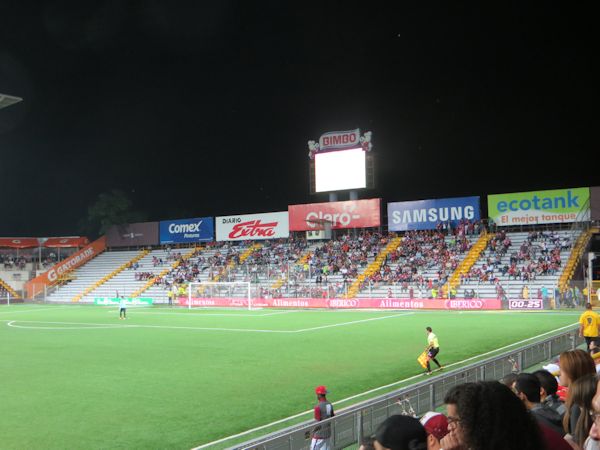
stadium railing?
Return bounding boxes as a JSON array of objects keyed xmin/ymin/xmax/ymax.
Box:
[{"xmin": 227, "ymin": 326, "xmax": 581, "ymax": 450}]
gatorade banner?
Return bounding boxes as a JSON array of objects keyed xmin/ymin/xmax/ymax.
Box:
[{"xmin": 488, "ymin": 187, "xmax": 590, "ymax": 226}]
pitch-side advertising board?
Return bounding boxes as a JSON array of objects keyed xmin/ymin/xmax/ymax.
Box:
[
  {"xmin": 507, "ymin": 299, "xmax": 545, "ymax": 310},
  {"xmin": 94, "ymin": 297, "xmax": 153, "ymax": 306},
  {"xmin": 288, "ymin": 199, "xmax": 381, "ymax": 231},
  {"xmin": 387, "ymin": 196, "xmax": 480, "ymax": 231},
  {"xmin": 488, "ymin": 187, "xmax": 590, "ymax": 226},
  {"xmin": 159, "ymin": 217, "xmax": 214, "ymax": 244},
  {"xmin": 215, "ymin": 211, "xmax": 289, "ymax": 241},
  {"xmin": 178, "ymin": 297, "xmax": 502, "ymax": 310}
]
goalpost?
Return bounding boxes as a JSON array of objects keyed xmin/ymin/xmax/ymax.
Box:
[{"xmin": 187, "ymin": 281, "xmax": 253, "ymax": 310}]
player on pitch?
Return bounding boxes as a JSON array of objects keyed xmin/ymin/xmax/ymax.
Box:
[{"xmin": 425, "ymin": 326, "xmax": 442, "ymax": 375}]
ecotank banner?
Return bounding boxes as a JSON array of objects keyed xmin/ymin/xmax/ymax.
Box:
[
  {"xmin": 216, "ymin": 211, "xmax": 289, "ymax": 241},
  {"xmin": 387, "ymin": 196, "xmax": 480, "ymax": 231},
  {"xmin": 488, "ymin": 187, "xmax": 590, "ymax": 226},
  {"xmin": 160, "ymin": 217, "xmax": 214, "ymax": 244}
]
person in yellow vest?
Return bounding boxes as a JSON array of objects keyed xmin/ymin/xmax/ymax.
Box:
[{"xmin": 579, "ymin": 303, "xmax": 600, "ymax": 352}]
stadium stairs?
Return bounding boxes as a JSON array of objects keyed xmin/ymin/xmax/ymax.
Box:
[
  {"xmin": 270, "ymin": 249, "xmax": 314, "ymax": 291},
  {"xmin": 0, "ymin": 276, "xmax": 20, "ymax": 299},
  {"xmin": 132, "ymin": 246, "xmax": 201, "ymax": 301},
  {"xmin": 346, "ymin": 236, "xmax": 403, "ymax": 298},
  {"xmin": 456, "ymin": 230, "xmax": 577, "ymax": 300},
  {"xmin": 558, "ymin": 227, "xmax": 598, "ymax": 293},
  {"xmin": 71, "ymin": 249, "xmax": 150, "ymax": 302},
  {"xmin": 441, "ymin": 231, "xmax": 493, "ymax": 297},
  {"xmin": 46, "ymin": 250, "xmax": 144, "ymax": 303}
]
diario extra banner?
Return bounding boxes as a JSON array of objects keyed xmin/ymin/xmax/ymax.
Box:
[
  {"xmin": 216, "ymin": 211, "xmax": 289, "ymax": 241},
  {"xmin": 488, "ymin": 187, "xmax": 590, "ymax": 226}
]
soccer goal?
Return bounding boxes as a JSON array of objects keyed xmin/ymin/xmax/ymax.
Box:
[{"xmin": 187, "ymin": 281, "xmax": 253, "ymax": 310}]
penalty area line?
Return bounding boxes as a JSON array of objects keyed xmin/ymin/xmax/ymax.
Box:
[{"xmin": 191, "ymin": 321, "xmax": 578, "ymax": 450}]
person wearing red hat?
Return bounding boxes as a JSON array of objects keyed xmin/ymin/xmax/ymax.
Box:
[
  {"xmin": 419, "ymin": 411, "xmax": 449, "ymax": 450},
  {"xmin": 311, "ymin": 385, "xmax": 335, "ymax": 450}
]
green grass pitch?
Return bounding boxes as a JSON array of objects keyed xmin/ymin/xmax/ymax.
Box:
[{"xmin": 0, "ymin": 304, "xmax": 579, "ymax": 449}]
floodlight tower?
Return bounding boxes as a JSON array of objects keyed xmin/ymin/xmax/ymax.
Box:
[{"xmin": 0, "ymin": 92, "xmax": 23, "ymax": 110}]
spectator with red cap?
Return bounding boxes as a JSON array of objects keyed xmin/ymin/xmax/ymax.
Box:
[
  {"xmin": 311, "ymin": 385, "xmax": 335, "ymax": 450},
  {"xmin": 419, "ymin": 412, "xmax": 448, "ymax": 450}
]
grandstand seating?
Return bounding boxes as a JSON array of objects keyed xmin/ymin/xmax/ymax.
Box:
[{"xmin": 42, "ymin": 227, "xmax": 586, "ymax": 303}]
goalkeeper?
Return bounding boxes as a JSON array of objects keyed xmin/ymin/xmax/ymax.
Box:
[{"xmin": 425, "ymin": 326, "xmax": 442, "ymax": 375}]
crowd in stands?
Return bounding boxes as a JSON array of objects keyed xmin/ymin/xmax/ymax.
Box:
[
  {"xmin": 357, "ymin": 347, "xmax": 600, "ymax": 450},
  {"xmin": 0, "ymin": 254, "xmax": 28, "ymax": 270}
]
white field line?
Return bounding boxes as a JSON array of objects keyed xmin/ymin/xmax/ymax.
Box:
[
  {"xmin": 7, "ymin": 321, "xmax": 128, "ymax": 330},
  {"xmin": 191, "ymin": 321, "xmax": 578, "ymax": 450},
  {"xmin": 1, "ymin": 313, "xmax": 411, "ymax": 333},
  {"xmin": 107, "ymin": 310, "xmax": 299, "ymax": 317}
]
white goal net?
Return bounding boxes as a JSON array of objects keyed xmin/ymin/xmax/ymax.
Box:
[{"xmin": 187, "ymin": 281, "xmax": 253, "ymax": 310}]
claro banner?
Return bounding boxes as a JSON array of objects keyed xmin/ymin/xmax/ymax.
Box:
[
  {"xmin": 288, "ymin": 199, "xmax": 381, "ymax": 231},
  {"xmin": 160, "ymin": 217, "xmax": 214, "ymax": 244},
  {"xmin": 388, "ymin": 196, "xmax": 480, "ymax": 231},
  {"xmin": 216, "ymin": 211, "xmax": 289, "ymax": 241},
  {"xmin": 179, "ymin": 297, "xmax": 502, "ymax": 310},
  {"xmin": 488, "ymin": 187, "xmax": 590, "ymax": 226},
  {"xmin": 25, "ymin": 236, "xmax": 106, "ymax": 298}
]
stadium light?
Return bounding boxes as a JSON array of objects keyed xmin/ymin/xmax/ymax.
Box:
[{"xmin": 0, "ymin": 92, "xmax": 23, "ymax": 110}]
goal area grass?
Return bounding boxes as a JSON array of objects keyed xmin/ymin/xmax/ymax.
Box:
[{"xmin": 0, "ymin": 304, "xmax": 578, "ymax": 449}]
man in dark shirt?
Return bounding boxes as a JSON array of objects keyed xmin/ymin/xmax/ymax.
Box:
[{"xmin": 513, "ymin": 373, "xmax": 564, "ymax": 436}]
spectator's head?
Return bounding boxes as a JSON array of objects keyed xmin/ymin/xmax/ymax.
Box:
[
  {"xmin": 443, "ymin": 381, "xmax": 543, "ymax": 450},
  {"xmin": 564, "ymin": 373, "xmax": 597, "ymax": 447},
  {"xmin": 419, "ymin": 412, "xmax": 448, "ymax": 450},
  {"xmin": 533, "ymin": 369, "xmax": 559, "ymax": 401},
  {"xmin": 315, "ymin": 385, "xmax": 328, "ymax": 398},
  {"xmin": 374, "ymin": 415, "xmax": 427, "ymax": 450},
  {"xmin": 359, "ymin": 436, "xmax": 375, "ymax": 450},
  {"xmin": 514, "ymin": 373, "xmax": 541, "ymax": 405},
  {"xmin": 499, "ymin": 373, "xmax": 518, "ymax": 389},
  {"xmin": 559, "ymin": 349, "xmax": 596, "ymax": 387},
  {"xmin": 588, "ymin": 377, "xmax": 600, "ymax": 441}
]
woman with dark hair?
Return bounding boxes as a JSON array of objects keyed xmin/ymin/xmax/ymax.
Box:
[
  {"xmin": 563, "ymin": 374, "xmax": 597, "ymax": 448},
  {"xmin": 441, "ymin": 381, "xmax": 544, "ymax": 450},
  {"xmin": 559, "ymin": 349, "xmax": 596, "ymax": 439}
]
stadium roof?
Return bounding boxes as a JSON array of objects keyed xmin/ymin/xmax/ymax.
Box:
[{"xmin": 0, "ymin": 92, "xmax": 23, "ymax": 110}]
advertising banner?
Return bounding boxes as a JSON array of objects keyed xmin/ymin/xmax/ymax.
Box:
[
  {"xmin": 319, "ymin": 129, "xmax": 361, "ymax": 152},
  {"xmin": 488, "ymin": 187, "xmax": 590, "ymax": 226},
  {"xmin": 178, "ymin": 297, "xmax": 502, "ymax": 310},
  {"xmin": 160, "ymin": 217, "xmax": 214, "ymax": 244},
  {"xmin": 388, "ymin": 196, "xmax": 480, "ymax": 231},
  {"xmin": 25, "ymin": 236, "xmax": 107, "ymax": 298},
  {"xmin": 591, "ymin": 186, "xmax": 600, "ymax": 222},
  {"xmin": 289, "ymin": 199, "xmax": 381, "ymax": 231},
  {"xmin": 106, "ymin": 222, "xmax": 159, "ymax": 247},
  {"xmin": 507, "ymin": 299, "xmax": 545, "ymax": 310},
  {"xmin": 215, "ymin": 211, "xmax": 289, "ymax": 241},
  {"xmin": 94, "ymin": 297, "xmax": 153, "ymax": 306}
]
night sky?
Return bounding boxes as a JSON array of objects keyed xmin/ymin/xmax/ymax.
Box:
[{"xmin": 0, "ymin": 2, "xmax": 596, "ymax": 237}]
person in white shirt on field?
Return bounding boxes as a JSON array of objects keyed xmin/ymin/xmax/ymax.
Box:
[{"xmin": 119, "ymin": 296, "xmax": 127, "ymax": 320}]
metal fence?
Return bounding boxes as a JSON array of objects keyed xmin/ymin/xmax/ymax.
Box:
[{"xmin": 231, "ymin": 326, "xmax": 581, "ymax": 450}]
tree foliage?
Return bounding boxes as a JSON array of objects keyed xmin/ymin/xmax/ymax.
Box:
[{"xmin": 79, "ymin": 190, "xmax": 147, "ymax": 238}]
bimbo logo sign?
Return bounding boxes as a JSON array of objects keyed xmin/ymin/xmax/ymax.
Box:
[
  {"xmin": 160, "ymin": 217, "xmax": 214, "ymax": 244},
  {"xmin": 216, "ymin": 211, "xmax": 289, "ymax": 241},
  {"xmin": 319, "ymin": 129, "xmax": 360, "ymax": 151},
  {"xmin": 288, "ymin": 199, "xmax": 381, "ymax": 231}
]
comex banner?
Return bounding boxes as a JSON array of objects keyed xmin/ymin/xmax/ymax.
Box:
[
  {"xmin": 160, "ymin": 217, "xmax": 214, "ymax": 244},
  {"xmin": 216, "ymin": 211, "xmax": 289, "ymax": 241},
  {"xmin": 388, "ymin": 196, "xmax": 480, "ymax": 231},
  {"xmin": 488, "ymin": 187, "xmax": 590, "ymax": 226}
]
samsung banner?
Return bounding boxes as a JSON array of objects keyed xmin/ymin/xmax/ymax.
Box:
[
  {"xmin": 160, "ymin": 217, "xmax": 214, "ymax": 244},
  {"xmin": 216, "ymin": 211, "xmax": 289, "ymax": 241},
  {"xmin": 488, "ymin": 187, "xmax": 590, "ymax": 226},
  {"xmin": 388, "ymin": 196, "xmax": 480, "ymax": 231}
]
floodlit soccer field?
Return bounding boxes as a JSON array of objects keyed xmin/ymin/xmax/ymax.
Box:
[{"xmin": 0, "ymin": 304, "xmax": 579, "ymax": 449}]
